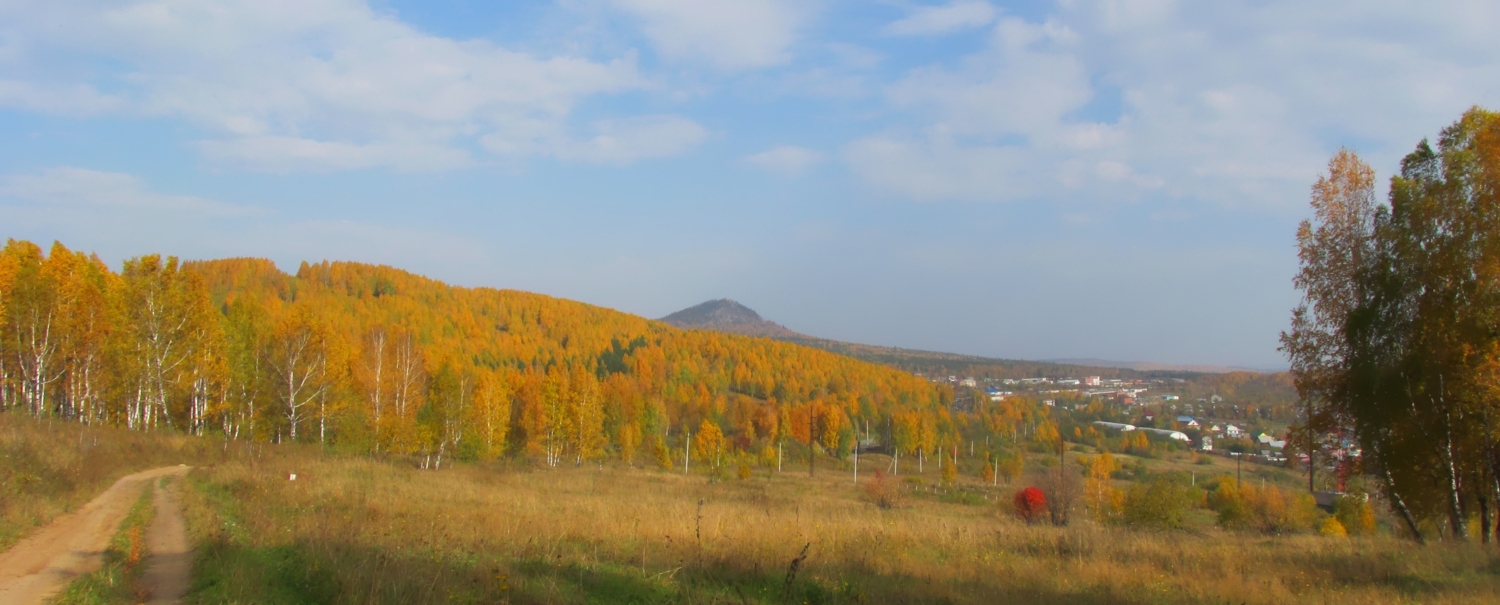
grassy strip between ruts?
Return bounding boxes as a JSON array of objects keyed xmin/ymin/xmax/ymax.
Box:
[{"xmin": 48, "ymin": 479, "xmax": 159, "ymax": 605}]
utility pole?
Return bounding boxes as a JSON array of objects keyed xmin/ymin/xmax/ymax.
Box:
[
  {"xmin": 809, "ymin": 411, "xmax": 817, "ymax": 477},
  {"xmin": 853, "ymin": 440, "xmax": 859, "ymax": 485},
  {"xmin": 685, "ymin": 431, "xmax": 691, "ymax": 475}
]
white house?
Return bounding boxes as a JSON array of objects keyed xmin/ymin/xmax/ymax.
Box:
[
  {"xmin": 1200, "ymin": 435, "xmax": 1214, "ymax": 452},
  {"xmin": 1225, "ymin": 425, "xmax": 1244, "ymax": 438}
]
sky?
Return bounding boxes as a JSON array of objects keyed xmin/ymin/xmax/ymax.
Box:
[{"xmin": 2, "ymin": 0, "xmax": 1498, "ymax": 370}]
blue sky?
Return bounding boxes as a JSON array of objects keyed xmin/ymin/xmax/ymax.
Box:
[{"xmin": 3, "ymin": 0, "xmax": 1498, "ymax": 369}]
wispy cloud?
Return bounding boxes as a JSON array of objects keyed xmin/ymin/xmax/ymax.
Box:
[
  {"xmin": 607, "ymin": 0, "xmax": 806, "ymax": 69},
  {"xmin": 745, "ymin": 145, "xmax": 824, "ymax": 174},
  {"xmin": 0, "ymin": 167, "xmax": 259, "ymax": 216},
  {"xmin": 883, "ymin": 2, "xmax": 998, "ymax": 37},
  {"xmin": 0, "ymin": 0, "xmax": 699, "ymax": 171}
]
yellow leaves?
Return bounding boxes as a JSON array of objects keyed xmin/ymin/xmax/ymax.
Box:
[
  {"xmin": 1319, "ymin": 517, "xmax": 1348, "ymax": 537},
  {"xmin": 693, "ymin": 419, "xmax": 725, "ymax": 468},
  {"xmin": 4, "ymin": 238, "xmax": 954, "ymax": 462},
  {"xmin": 1083, "ymin": 453, "xmax": 1122, "ymax": 523}
]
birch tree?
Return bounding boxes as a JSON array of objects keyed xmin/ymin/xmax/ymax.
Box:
[{"xmin": 267, "ymin": 309, "xmax": 331, "ymax": 442}]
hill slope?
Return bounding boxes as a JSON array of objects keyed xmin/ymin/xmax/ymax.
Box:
[
  {"xmin": 661, "ymin": 300, "xmax": 1179, "ymax": 380},
  {"xmin": 0, "ymin": 239, "xmax": 950, "ymax": 464},
  {"xmin": 659, "ymin": 299, "xmax": 804, "ymax": 338}
]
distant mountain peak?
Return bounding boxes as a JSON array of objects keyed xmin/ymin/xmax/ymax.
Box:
[{"xmin": 659, "ymin": 299, "xmax": 802, "ymax": 338}]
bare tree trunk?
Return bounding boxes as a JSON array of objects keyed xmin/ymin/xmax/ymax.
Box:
[{"xmin": 1384, "ymin": 466, "xmax": 1425, "ymax": 544}]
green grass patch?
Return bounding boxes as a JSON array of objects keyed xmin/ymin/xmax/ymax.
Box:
[{"xmin": 48, "ymin": 480, "xmax": 157, "ymax": 605}]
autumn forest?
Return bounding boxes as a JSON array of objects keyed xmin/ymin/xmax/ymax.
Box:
[{"xmin": 0, "ymin": 240, "xmax": 1050, "ymax": 471}]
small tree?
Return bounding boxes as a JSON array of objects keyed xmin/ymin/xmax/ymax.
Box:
[
  {"xmin": 1122, "ymin": 476, "xmax": 1196, "ymax": 530},
  {"xmin": 1334, "ymin": 494, "xmax": 1376, "ymax": 536},
  {"xmin": 1084, "ymin": 453, "xmax": 1123, "ymax": 523},
  {"xmin": 694, "ymin": 419, "xmax": 726, "ymax": 469},
  {"xmin": 650, "ymin": 436, "xmax": 673, "ymax": 470},
  {"xmin": 1037, "ymin": 465, "xmax": 1081, "ymax": 526},
  {"xmin": 863, "ymin": 471, "xmax": 902, "ymax": 509},
  {"xmin": 998, "ymin": 454, "xmax": 1024, "ymax": 483},
  {"xmin": 1014, "ymin": 487, "xmax": 1048, "ymax": 524}
]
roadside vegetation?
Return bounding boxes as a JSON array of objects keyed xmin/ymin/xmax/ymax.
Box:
[
  {"xmin": 0, "ymin": 414, "xmax": 222, "ymax": 551},
  {"xmin": 48, "ymin": 482, "xmax": 157, "ymax": 605}
]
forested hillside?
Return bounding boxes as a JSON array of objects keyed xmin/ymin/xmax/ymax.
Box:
[{"xmin": 0, "ymin": 240, "xmax": 958, "ymax": 467}]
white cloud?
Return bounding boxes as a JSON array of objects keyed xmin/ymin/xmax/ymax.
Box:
[
  {"xmin": 195, "ymin": 137, "xmax": 477, "ymax": 173},
  {"xmin": 852, "ymin": 1, "xmax": 1500, "ymax": 207},
  {"xmin": 555, "ymin": 115, "xmax": 709, "ymax": 164},
  {"xmin": 0, "ymin": 80, "xmax": 124, "ymax": 116},
  {"xmin": 844, "ymin": 135, "xmax": 1040, "ymax": 201},
  {"xmin": 887, "ymin": 18, "xmax": 1096, "ymax": 142},
  {"xmin": 0, "ymin": 166, "xmax": 485, "ymax": 271},
  {"xmin": 884, "ymin": 2, "xmax": 998, "ymax": 36},
  {"xmin": 0, "ymin": 167, "xmax": 258, "ymax": 216},
  {"xmin": 745, "ymin": 145, "xmax": 825, "ymax": 174},
  {"xmin": 609, "ymin": 0, "xmax": 804, "ymax": 69},
  {"xmin": 0, "ymin": 0, "xmax": 694, "ymax": 171}
]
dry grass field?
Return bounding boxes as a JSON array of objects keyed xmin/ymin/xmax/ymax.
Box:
[
  {"xmin": 4, "ymin": 413, "xmax": 1498, "ymax": 604},
  {"xmin": 176, "ymin": 447, "xmax": 1500, "ymax": 605}
]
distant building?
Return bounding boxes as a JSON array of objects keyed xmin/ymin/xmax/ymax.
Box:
[
  {"xmin": 1200, "ymin": 435, "xmax": 1214, "ymax": 451},
  {"xmin": 1137, "ymin": 427, "xmax": 1192, "ymax": 442},
  {"xmin": 1225, "ymin": 425, "xmax": 1244, "ymax": 439},
  {"xmin": 1176, "ymin": 416, "xmax": 1200, "ymax": 429},
  {"xmin": 1092, "ymin": 421, "xmax": 1136, "ymax": 432},
  {"xmin": 1085, "ymin": 376, "xmax": 1102, "ymax": 386},
  {"xmin": 960, "ymin": 377, "xmax": 977, "ymax": 388}
]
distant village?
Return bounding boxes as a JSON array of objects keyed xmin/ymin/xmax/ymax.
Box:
[{"xmin": 919, "ymin": 372, "xmax": 1362, "ymax": 477}]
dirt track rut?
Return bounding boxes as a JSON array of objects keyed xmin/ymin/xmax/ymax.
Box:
[{"xmin": 0, "ymin": 465, "xmax": 191, "ymax": 605}]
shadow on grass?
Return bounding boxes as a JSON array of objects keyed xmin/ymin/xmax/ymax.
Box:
[{"xmin": 186, "ymin": 533, "xmax": 1255, "ymax": 605}]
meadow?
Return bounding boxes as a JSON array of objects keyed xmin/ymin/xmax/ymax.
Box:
[
  {"xmin": 5, "ymin": 413, "xmax": 1499, "ymax": 604},
  {"xmin": 176, "ymin": 447, "xmax": 1500, "ymax": 604}
]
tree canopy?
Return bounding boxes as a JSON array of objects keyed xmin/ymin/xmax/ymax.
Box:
[{"xmin": 1284, "ymin": 107, "xmax": 1500, "ymax": 542}]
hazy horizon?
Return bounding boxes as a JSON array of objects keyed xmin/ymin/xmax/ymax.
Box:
[{"xmin": 4, "ymin": 1, "xmax": 1497, "ymax": 369}]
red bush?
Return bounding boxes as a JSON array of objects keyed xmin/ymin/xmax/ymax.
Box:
[{"xmin": 1014, "ymin": 487, "xmax": 1048, "ymax": 524}]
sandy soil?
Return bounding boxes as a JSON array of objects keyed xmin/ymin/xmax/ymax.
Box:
[{"xmin": 0, "ymin": 465, "xmax": 190, "ymax": 605}]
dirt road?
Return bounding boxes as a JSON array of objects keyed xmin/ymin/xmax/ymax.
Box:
[
  {"xmin": 140, "ymin": 477, "xmax": 191, "ymax": 604},
  {"xmin": 0, "ymin": 465, "xmax": 191, "ymax": 605}
]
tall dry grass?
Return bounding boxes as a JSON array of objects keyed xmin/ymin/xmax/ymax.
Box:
[{"xmin": 178, "ymin": 450, "xmax": 1500, "ymax": 604}]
